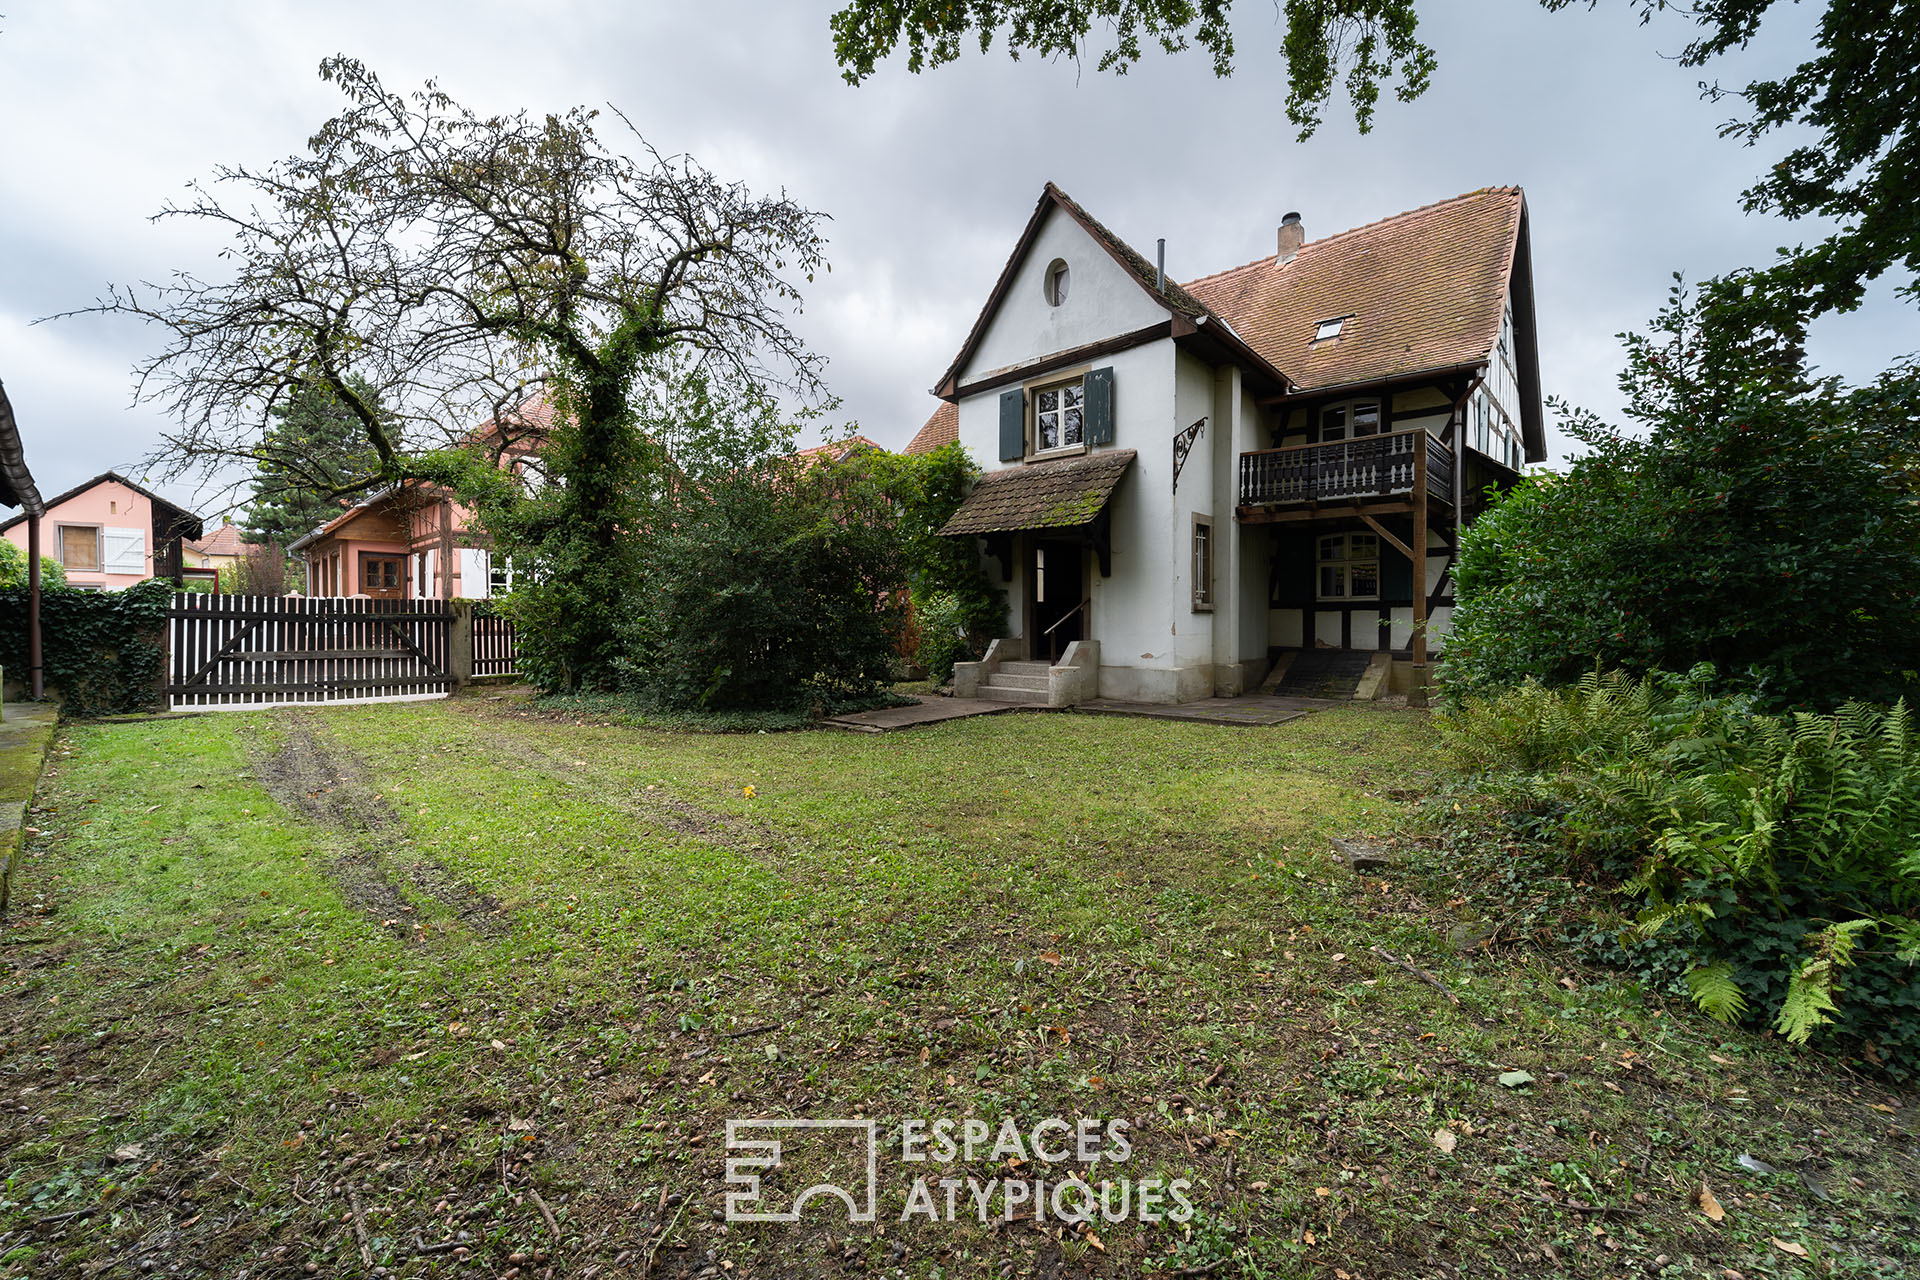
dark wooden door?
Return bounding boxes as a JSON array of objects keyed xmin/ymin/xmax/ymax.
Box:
[
  {"xmin": 1032, "ymin": 538, "xmax": 1085, "ymax": 661},
  {"xmin": 359, "ymin": 553, "xmax": 404, "ymax": 599}
]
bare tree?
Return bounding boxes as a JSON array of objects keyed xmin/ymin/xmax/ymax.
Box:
[
  {"xmin": 64, "ymin": 55, "xmax": 829, "ymax": 499},
  {"xmin": 62, "ymin": 56, "xmax": 831, "ymax": 688}
]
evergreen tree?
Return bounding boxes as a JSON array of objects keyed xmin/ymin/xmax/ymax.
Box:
[{"xmin": 240, "ymin": 379, "xmax": 386, "ymax": 546}]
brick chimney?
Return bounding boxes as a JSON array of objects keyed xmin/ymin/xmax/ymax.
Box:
[{"xmin": 1277, "ymin": 212, "xmax": 1304, "ymax": 263}]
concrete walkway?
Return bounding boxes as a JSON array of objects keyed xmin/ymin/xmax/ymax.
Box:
[
  {"xmin": 1074, "ymin": 694, "xmax": 1327, "ymax": 726},
  {"xmin": 824, "ymin": 696, "xmax": 1040, "ymax": 733},
  {"xmin": 0, "ymin": 701, "xmax": 60, "ymax": 912}
]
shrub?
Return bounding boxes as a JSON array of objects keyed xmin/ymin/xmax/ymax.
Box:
[
  {"xmin": 0, "ymin": 539, "xmax": 65, "ymax": 590},
  {"xmin": 1441, "ymin": 668, "xmax": 1920, "ymax": 1070},
  {"xmin": 1445, "ymin": 276, "xmax": 1920, "ymax": 710},
  {"xmin": 614, "ymin": 375, "xmax": 907, "ymax": 714},
  {"xmin": 856, "ymin": 443, "xmax": 1007, "ymax": 681}
]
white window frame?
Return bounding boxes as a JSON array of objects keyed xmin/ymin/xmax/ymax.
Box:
[
  {"xmin": 1313, "ymin": 317, "xmax": 1346, "ymax": 342},
  {"xmin": 1317, "ymin": 532, "xmax": 1381, "ymax": 602},
  {"xmin": 1030, "ymin": 374, "xmax": 1087, "ymax": 457}
]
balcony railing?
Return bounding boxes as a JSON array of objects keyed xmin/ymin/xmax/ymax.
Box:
[{"xmin": 1239, "ymin": 429, "xmax": 1453, "ymax": 509}]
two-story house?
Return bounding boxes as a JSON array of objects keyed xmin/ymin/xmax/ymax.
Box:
[{"xmin": 922, "ymin": 183, "xmax": 1544, "ymax": 705}]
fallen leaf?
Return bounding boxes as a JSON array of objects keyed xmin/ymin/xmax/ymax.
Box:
[
  {"xmin": 1084, "ymin": 1229, "xmax": 1105, "ymax": 1253},
  {"xmin": 1497, "ymin": 1071, "xmax": 1535, "ymax": 1089},
  {"xmin": 1433, "ymin": 1128, "xmax": 1457, "ymax": 1154},
  {"xmin": 1313, "ymin": 1186, "xmax": 1331, "ymax": 1198},
  {"xmin": 112, "ymin": 1143, "xmax": 145, "ymax": 1163},
  {"xmin": 507, "ymin": 1116, "xmax": 534, "ymax": 1132},
  {"xmin": 1330, "ymin": 952, "xmax": 1347, "ymax": 963},
  {"xmin": 1770, "ymin": 1238, "xmax": 1809, "ymax": 1258},
  {"xmin": 1037, "ymin": 951, "xmax": 1063, "ymax": 966},
  {"xmin": 1708, "ymin": 1052, "xmax": 1734, "ymax": 1065},
  {"xmin": 1696, "ymin": 1183, "xmax": 1725, "ymax": 1222},
  {"xmin": 490, "ymin": 1039, "xmax": 507, "ymax": 1052}
]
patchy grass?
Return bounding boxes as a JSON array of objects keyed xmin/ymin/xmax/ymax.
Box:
[{"xmin": 1, "ymin": 694, "xmax": 1914, "ymax": 1279}]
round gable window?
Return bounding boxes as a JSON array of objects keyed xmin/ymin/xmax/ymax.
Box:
[{"xmin": 1044, "ymin": 258, "xmax": 1070, "ymax": 306}]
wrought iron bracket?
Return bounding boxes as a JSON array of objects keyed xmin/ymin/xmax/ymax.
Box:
[{"xmin": 1172, "ymin": 417, "xmax": 1207, "ymax": 492}]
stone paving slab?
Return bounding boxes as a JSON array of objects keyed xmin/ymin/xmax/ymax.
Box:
[
  {"xmin": 0, "ymin": 701, "xmax": 60, "ymax": 912},
  {"xmin": 824, "ymin": 696, "xmax": 1044, "ymax": 733},
  {"xmin": 1073, "ymin": 694, "xmax": 1328, "ymax": 726}
]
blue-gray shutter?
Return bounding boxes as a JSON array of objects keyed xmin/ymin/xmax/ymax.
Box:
[
  {"xmin": 998, "ymin": 388, "xmax": 1026, "ymax": 461},
  {"xmin": 1084, "ymin": 366, "xmax": 1114, "ymax": 445}
]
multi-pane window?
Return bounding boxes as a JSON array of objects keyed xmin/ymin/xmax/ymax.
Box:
[
  {"xmin": 1319, "ymin": 399, "xmax": 1381, "ymax": 442},
  {"xmin": 1035, "ymin": 380, "xmax": 1084, "ymax": 452},
  {"xmin": 1191, "ymin": 516, "xmax": 1214, "ymax": 611},
  {"xmin": 1318, "ymin": 532, "xmax": 1380, "ymax": 601}
]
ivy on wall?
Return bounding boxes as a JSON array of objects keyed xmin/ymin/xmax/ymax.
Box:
[{"xmin": 0, "ymin": 579, "xmax": 172, "ymax": 716}]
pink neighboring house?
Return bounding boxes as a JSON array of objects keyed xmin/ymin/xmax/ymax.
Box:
[{"xmin": 0, "ymin": 470, "xmax": 202, "ymax": 591}]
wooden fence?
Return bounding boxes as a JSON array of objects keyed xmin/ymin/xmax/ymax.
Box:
[
  {"xmin": 471, "ymin": 606, "xmax": 519, "ymax": 677},
  {"xmin": 167, "ymin": 594, "xmax": 529, "ymax": 712}
]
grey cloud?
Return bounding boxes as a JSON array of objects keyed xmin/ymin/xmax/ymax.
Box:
[{"xmin": 1, "ymin": 1, "xmax": 1911, "ymax": 517}]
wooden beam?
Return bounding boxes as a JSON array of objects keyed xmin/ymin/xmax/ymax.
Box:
[
  {"xmin": 949, "ymin": 322, "xmax": 1173, "ymax": 400},
  {"xmin": 1235, "ymin": 500, "xmax": 1415, "ymax": 525},
  {"xmin": 1410, "ymin": 440, "xmax": 1430, "ymax": 706},
  {"xmin": 1358, "ymin": 514, "xmax": 1414, "ymax": 561}
]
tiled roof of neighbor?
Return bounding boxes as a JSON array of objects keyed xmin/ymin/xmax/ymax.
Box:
[
  {"xmin": 189, "ymin": 522, "xmax": 248, "ymax": 557},
  {"xmin": 795, "ymin": 434, "xmax": 884, "ymax": 466},
  {"xmin": 940, "ymin": 450, "xmax": 1136, "ymax": 536},
  {"xmin": 903, "ymin": 403, "xmax": 958, "ymax": 456},
  {"xmin": 1182, "ymin": 187, "xmax": 1524, "ymax": 393}
]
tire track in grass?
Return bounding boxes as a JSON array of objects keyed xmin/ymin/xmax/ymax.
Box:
[{"xmin": 249, "ymin": 714, "xmax": 509, "ymax": 938}]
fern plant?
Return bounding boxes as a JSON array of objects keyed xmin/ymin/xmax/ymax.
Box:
[{"xmin": 1444, "ymin": 669, "xmax": 1920, "ymax": 1064}]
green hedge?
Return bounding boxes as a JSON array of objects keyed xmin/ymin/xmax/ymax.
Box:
[{"xmin": 0, "ymin": 579, "xmax": 172, "ymax": 716}]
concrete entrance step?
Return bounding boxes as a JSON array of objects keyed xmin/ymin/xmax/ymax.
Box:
[
  {"xmin": 978, "ymin": 684, "xmax": 1049, "ymax": 705},
  {"xmin": 986, "ymin": 671, "xmax": 1049, "ymax": 692},
  {"xmin": 997, "ymin": 660, "xmax": 1052, "ymax": 677}
]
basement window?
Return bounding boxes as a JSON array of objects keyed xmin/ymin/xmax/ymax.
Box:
[{"xmin": 1318, "ymin": 532, "xmax": 1380, "ymax": 601}]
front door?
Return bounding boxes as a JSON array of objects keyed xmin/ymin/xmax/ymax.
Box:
[
  {"xmin": 359, "ymin": 553, "xmax": 404, "ymax": 599},
  {"xmin": 1031, "ymin": 538, "xmax": 1085, "ymax": 662}
]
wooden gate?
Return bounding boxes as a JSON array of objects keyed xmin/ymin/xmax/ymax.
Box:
[{"xmin": 167, "ymin": 594, "xmax": 454, "ymax": 711}]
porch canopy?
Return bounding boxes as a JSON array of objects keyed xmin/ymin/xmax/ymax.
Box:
[{"xmin": 939, "ymin": 449, "xmax": 1135, "ymax": 576}]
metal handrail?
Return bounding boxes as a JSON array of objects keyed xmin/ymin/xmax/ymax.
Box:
[{"xmin": 1041, "ymin": 598, "xmax": 1088, "ymax": 637}]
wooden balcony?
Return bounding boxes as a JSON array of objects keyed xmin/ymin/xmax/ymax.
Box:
[{"xmin": 1237, "ymin": 429, "xmax": 1453, "ymax": 518}]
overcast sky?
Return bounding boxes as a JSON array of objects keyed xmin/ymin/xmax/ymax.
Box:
[{"xmin": 2, "ymin": 1, "xmax": 1913, "ymax": 518}]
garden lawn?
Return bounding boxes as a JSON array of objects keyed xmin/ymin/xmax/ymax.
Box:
[{"xmin": 1, "ymin": 693, "xmax": 1914, "ymax": 1278}]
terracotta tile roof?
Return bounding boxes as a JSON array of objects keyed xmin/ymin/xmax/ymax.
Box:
[
  {"xmin": 794, "ymin": 434, "xmax": 884, "ymax": 466},
  {"xmin": 940, "ymin": 450, "xmax": 1136, "ymax": 536},
  {"xmin": 903, "ymin": 403, "xmax": 958, "ymax": 456},
  {"xmin": 1182, "ymin": 187, "xmax": 1525, "ymax": 393},
  {"xmin": 188, "ymin": 522, "xmax": 248, "ymax": 556}
]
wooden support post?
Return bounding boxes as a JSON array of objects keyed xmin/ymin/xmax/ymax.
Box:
[{"xmin": 1410, "ymin": 439, "xmax": 1430, "ymax": 707}]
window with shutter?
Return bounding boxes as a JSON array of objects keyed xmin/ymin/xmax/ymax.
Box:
[{"xmin": 102, "ymin": 527, "xmax": 146, "ymax": 574}]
